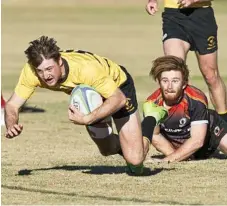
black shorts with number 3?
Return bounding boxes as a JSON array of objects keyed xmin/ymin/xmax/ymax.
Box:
[
  {"xmin": 162, "ymin": 7, "xmax": 218, "ymax": 55},
  {"xmin": 111, "ymin": 66, "xmax": 138, "ymax": 119}
]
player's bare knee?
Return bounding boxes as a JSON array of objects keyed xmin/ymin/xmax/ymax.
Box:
[
  {"xmin": 202, "ymin": 69, "xmax": 220, "ymax": 87},
  {"xmin": 204, "ymin": 75, "xmax": 219, "ymax": 87},
  {"xmin": 218, "ymin": 134, "xmax": 227, "ymax": 154},
  {"xmin": 124, "ymin": 153, "xmax": 143, "ymax": 166},
  {"xmin": 125, "ymin": 158, "xmax": 143, "ymax": 166}
]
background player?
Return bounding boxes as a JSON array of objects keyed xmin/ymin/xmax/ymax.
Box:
[
  {"xmin": 142, "ymin": 55, "xmax": 227, "ymax": 162},
  {"xmin": 145, "ymin": 0, "xmax": 227, "ymax": 122}
]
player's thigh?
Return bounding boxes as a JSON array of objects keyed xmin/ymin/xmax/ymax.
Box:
[
  {"xmin": 163, "ymin": 38, "xmax": 190, "ymax": 60},
  {"xmin": 162, "ymin": 9, "xmax": 191, "ymax": 60},
  {"xmin": 192, "ymin": 8, "xmax": 218, "ymax": 76},
  {"xmin": 114, "ymin": 110, "xmax": 144, "ymax": 161},
  {"xmin": 112, "ymin": 65, "xmax": 138, "ymax": 119}
]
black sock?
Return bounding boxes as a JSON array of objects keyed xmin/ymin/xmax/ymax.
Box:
[
  {"xmin": 219, "ymin": 112, "xmax": 227, "ymax": 122},
  {"xmin": 142, "ymin": 116, "xmax": 157, "ymax": 142}
]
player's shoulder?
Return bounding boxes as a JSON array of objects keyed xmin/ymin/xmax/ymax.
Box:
[
  {"xmin": 17, "ymin": 62, "xmax": 40, "ymax": 87},
  {"xmin": 146, "ymin": 88, "xmax": 162, "ymax": 104},
  {"xmin": 60, "ymin": 50, "xmax": 77, "ymax": 59},
  {"xmin": 184, "ymin": 85, "xmax": 208, "ymax": 106},
  {"xmin": 60, "ymin": 50, "xmax": 101, "ymax": 65},
  {"xmin": 21, "ymin": 62, "xmax": 37, "ymax": 77},
  {"xmin": 60, "ymin": 49, "xmax": 97, "ymax": 58}
]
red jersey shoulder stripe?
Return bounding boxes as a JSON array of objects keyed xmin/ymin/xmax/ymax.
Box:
[
  {"xmin": 146, "ymin": 88, "xmax": 163, "ymax": 105},
  {"xmin": 185, "ymin": 85, "xmax": 208, "ymax": 106}
]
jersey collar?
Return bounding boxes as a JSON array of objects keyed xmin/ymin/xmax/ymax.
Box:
[{"xmin": 58, "ymin": 57, "xmax": 69, "ymax": 83}]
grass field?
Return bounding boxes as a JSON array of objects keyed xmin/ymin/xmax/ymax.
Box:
[{"xmin": 1, "ymin": 0, "xmax": 227, "ymax": 205}]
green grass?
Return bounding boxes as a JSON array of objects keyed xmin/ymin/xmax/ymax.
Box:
[{"xmin": 1, "ymin": 0, "xmax": 227, "ymax": 205}]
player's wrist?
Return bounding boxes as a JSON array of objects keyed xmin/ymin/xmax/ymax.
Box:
[
  {"xmin": 193, "ymin": 0, "xmax": 208, "ymax": 2},
  {"xmin": 83, "ymin": 114, "xmax": 93, "ymax": 125}
]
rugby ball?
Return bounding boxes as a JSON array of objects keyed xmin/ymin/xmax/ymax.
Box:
[{"xmin": 69, "ymin": 84, "xmax": 103, "ymax": 115}]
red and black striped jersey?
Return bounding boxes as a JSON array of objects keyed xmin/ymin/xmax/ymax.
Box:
[{"xmin": 146, "ymin": 85, "xmax": 209, "ymax": 144}]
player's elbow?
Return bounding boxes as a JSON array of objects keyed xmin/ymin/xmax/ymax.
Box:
[
  {"xmin": 112, "ymin": 88, "xmax": 127, "ymax": 109},
  {"xmin": 120, "ymin": 95, "xmax": 127, "ymax": 108},
  {"xmin": 117, "ymin": 92, "xmax": 127, "ymax": 109},
  {"xmin": 193, "ymin": 139, "xmax": 205, "ymax": 150}
]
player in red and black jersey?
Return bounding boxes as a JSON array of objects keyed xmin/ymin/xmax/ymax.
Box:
[
  {"xmin": 142, "ymin": 56, "xmax": 227, "ymax": 162},
  {"xmin": 148, "ymin": 85, "xmax": 209, "ymax": 146}
]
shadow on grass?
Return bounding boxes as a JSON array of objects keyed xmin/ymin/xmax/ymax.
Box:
[
  {"xmin": 20, "ymin": 104, "xmax": 46, "ymax": 113},
  {"xmin": 149, "ymin": 150, "xmax": 227, "ymax": 161},
  {"xmin": 17, "ymin": 165, "xmax": 174, "ymax": 176}
]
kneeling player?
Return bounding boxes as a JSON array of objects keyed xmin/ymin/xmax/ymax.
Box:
[{"xmin": 142, "ymin": 56, "xmax": 227, "ymax": 162}]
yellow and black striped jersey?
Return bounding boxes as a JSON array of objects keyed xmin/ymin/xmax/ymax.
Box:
[
  {"xmin": 15, "ymin": 50, "xmax": 127, "ymax": 100},
  {"xmin": 164, "ymin": 0, "xmax": 212, "ymax": 8}
]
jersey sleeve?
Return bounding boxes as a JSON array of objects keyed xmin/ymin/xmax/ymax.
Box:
[
  {"xmin": 190, "ymin": 100, "xmax": 209, "ymax": 125},
  {"xmin": 77, "ymin": 61, "xmax": 118, "ymax": 98},
  {"xmin": 186, "ymin": 85, "xmax": 209, "ymax": 125},
  {"xmin": 146, "ymin": 88, "xmax": 162, "ymax": 104},
  {"xmin": 14, "ymin": 64, "xmax": 39, "ymax": 100}
]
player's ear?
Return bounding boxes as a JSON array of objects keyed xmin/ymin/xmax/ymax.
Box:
[
  {"xmin": 182, "ymin": 81, "xmax": 188, "ymax": 89},
  {"xmin": 58, "ymin": 57, "xmax": 63, "ymax": 66}
]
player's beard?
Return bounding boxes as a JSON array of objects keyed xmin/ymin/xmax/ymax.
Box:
[{"xmin": 161, "ymin": 88, "xmax": 183, "ymax": 106}]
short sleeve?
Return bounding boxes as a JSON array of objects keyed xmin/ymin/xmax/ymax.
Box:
[
  {"xmin": 190, "ymin": 100, "xmax": 209, "ymax": 125},
  {"xmin": 14, "ymin": 64, "xmax": 39, "ymax": 100}
]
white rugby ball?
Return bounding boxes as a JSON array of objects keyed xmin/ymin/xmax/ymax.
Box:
[{"xmin": 69, "ymin": 84, "xmax": 103, "ymax": 115}]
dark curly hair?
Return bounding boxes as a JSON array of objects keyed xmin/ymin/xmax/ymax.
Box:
[{"xmin": 24, "ymin": 36, "xmax": 61, "ymax": 68}]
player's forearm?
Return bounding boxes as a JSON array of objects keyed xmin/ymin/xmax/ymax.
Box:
[
  {"xmin": 5, "ymin": 103, "xmax": 20, "ymax": 129},
  {"xmin": 152, "ymin": 134, "xmax": 176, "ymax": 156},
  {"xmin": 163, "ymin": 138, "xmax": 204, "ymax": 162},
  {"xmin": 86, "ymin": 90, "xmax": 126, "ymax": 125},
  {"xmin": 194, "ymin": 0, "xmax": 212, "ymax": 2}
]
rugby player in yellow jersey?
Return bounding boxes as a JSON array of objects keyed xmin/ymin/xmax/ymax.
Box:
[
  {"xmin": 4, "ymin": 36, "xmax": 167, "ymax": 175},
  {"xmin": 145, "ymin": 0, "xmax": 227, "ymax": 122}
]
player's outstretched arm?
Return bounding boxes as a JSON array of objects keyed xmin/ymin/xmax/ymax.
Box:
[
  {"xmin": 5, "ymin": 93, "xmax": 26, "ymax": 139},
  {"xmin": 163, "ymin": 123, "xmax": 208, "ymax": 162}
]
